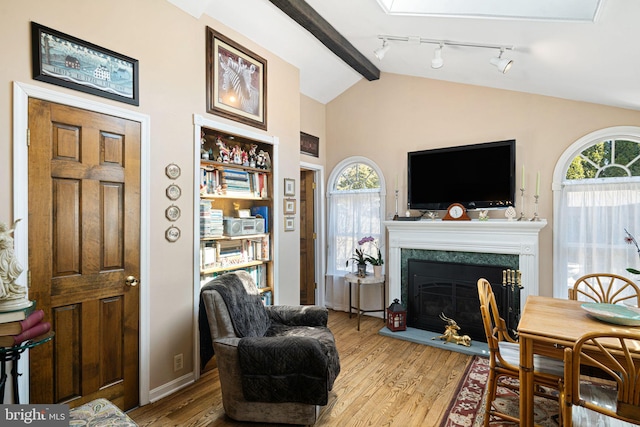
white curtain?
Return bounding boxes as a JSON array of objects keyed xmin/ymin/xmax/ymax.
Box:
[
  {"xmin": 326, "ymin": 190, "xmax": 383, "ymax": 312},
  {"xmin": 555, "ymin": 180, "xmax": 640, "ymax": 298}
]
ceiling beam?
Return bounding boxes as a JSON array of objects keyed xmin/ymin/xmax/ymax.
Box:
[{"xmin": 268, "ymin": 0, "xmax": 380, "ymax": 81}]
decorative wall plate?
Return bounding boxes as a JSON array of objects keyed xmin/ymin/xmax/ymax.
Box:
[
  {"xmin": 165, "ymin": 163, "xmax": 181, "ymax": 179},
  {"xmin": 165, "ymin": 225, "xmax": 181, "ymax": 242},
  {"xmin": 166, "ymin": 184, "xmax": 182, "ymax": 200},
  {"xmin": 165, "ymin": 205, "xmax": 181, "ymax": 221}
]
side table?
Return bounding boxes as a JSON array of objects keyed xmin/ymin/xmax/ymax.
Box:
[
  {"xmin": 0, "ymin": 331, "xmax": 54, "ymax": 404},
  {"xmin": 345, "ymin": 273, "xmax": 386, "ymax": 331}
]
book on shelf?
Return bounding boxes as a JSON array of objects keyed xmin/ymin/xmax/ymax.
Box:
[
  {"xmin": 0, "ymin": 300, "xmax": 36, "ymax": 324},
  {"xmin": 0, "ymin": 309, "xmax": 44, "ymax": 336},
  {"xmin": 261, "ymin": 291, "xmax": 272, "ymax": 306},
  {"xmin": 250, "ymin": 206, "xmax": 269, "ymax": 232},
  {"xmin": 200, "ymin": 167, "xmax": 220, "ymax": 195},
  {"xmin": 0, "ymin": 320, "xmax": 51, "ymax": 347}
]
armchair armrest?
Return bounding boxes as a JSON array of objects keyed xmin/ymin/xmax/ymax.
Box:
[
  {"xmin": 214, "ymin": 337, "xmax": 241, "ymax": 347},
  {"xmin": 266, "ymin": 305, "xmax": 328, "ymax": 327}
]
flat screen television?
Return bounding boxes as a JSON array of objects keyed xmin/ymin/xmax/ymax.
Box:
[{"xmin": 407, "ymin": 139, "xmax": 516, "ymax": 211}]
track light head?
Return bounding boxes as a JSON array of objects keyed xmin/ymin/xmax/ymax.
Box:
[
  {"xmin": 374, "ymin": 40, "xmax": 390, "ymax": 60},
  {"xmin": 490, "ymin": 49, "xmax": 513, "ymax": 73},
  {"xmin": 431, "ymin": 45, "xmax": 444, "ymax": 69}
]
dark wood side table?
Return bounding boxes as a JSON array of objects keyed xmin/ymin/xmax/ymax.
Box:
[
  {"xmin": 345, "ymin": 273, "xmax": 386, "ymax": 331},
  {"xmin": 0, "ymin": 331, "xmax": 54, "ymax": 404}
]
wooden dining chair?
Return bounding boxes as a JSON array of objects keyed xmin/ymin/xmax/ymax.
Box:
[
  {"xmin": 559, "ymin": 330, "xmax": 640, "ymax": 426},
  {"xmin": 569, "ymin": 273, "xmax": 640, "ymax": 305},
  {"xmin": 477, "ymin": 278, "xmax": 565, "ymax": 426}
]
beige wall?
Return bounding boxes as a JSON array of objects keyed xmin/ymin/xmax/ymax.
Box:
[
  {"xmin": 325, "ymin": 72, "xmax": 640, "ymax": 296},
  {"xmin": 300, "ymin": 94, "xmax": 326, "ymax": 165},
  {"xmin": 1, "ymin": 1, "xmax": 303, "ymax": 394}
]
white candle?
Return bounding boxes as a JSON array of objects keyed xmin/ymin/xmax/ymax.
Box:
[
  {"xmin": 536, "ymin": 171, "xmax": 540, "ymax": 196},
  {"xmin": 521, "ymin": 165, "xmax": 525, "ymax": 190}
]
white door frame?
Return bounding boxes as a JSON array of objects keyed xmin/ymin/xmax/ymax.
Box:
[
  {"xmin": 12, "ymin": 81, "xmax": 151, "ymax": 405},
  {"xmin": 300, "ymin": 162, "xmax": 326, "ymax": 307}
]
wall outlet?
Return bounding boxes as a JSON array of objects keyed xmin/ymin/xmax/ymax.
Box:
[{"xmin": 174, "ymin": 353, "xmax": 183, "ymax": 371}]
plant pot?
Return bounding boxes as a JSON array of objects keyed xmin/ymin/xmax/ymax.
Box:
[
  {"xmin": 373, "ymin": 265, "xmax": 382, "ymax": 278},
  {"xmin": 357, "ymin": 263, "xmax": 367, "ymax": 278}
]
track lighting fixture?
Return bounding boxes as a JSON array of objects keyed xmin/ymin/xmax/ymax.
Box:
[
  {"xmin": 490, "ymin": 49, "xmax": 514, "ymax": 74},
  {"xmin": 374, "ymin": 39, "xmax": 390, "ymax": 60},
  {"xmin": 374, "ymin": 35, "xmax": 514, "ymax": 73},
  {"xmin": 431, "ymin": 44, "xmax": 444, "ymax": 69}
]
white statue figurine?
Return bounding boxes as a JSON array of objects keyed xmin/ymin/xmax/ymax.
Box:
[{"xmin": 0, "ymin": 220, "xmax": 28, "ymax": 308}]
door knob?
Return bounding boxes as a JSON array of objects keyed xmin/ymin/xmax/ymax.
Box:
[{"xmin": 125, "ymin": 276, "xmax": 139, "ymax": 287}]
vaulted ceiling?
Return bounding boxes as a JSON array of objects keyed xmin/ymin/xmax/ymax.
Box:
[{"xmin": 169, "ymin": 0, "xmax": 640, "ymax": 111}]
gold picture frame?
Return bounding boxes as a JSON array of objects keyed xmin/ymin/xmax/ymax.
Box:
[
  {"xmin": 284, "ymin": 198, "xmax": 296, "ymax": 215},
  {"xmin": 284, "ymin": 216, "xmax": 295, "ymax": 232}
]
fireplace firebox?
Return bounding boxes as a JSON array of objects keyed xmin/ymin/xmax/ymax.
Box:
[{"xmin": 407, "ymin": 259, "xmax": 520, "ymax": 343}]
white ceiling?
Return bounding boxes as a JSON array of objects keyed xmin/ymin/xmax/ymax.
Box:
[{"xmin": 168, "ymin": 0, "xmax": 640, "ymax": 111}]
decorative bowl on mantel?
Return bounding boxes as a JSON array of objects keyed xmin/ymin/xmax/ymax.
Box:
[{"xmin": 581, "ymin": 302, "xmax": 640, "ymax": 326}]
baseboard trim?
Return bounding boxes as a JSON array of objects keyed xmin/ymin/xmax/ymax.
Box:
[{"xmin": 149, "ymin": 372, "xmax": 195, "ymax": 403}]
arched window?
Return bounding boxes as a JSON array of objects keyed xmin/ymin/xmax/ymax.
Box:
[
  {"xmin": 553, "ymin": 127, "xmax": 640, "ymax": 298},
  {"xmin": 325, "ymin": 157, "xmax": 386, "ymax": 312}
]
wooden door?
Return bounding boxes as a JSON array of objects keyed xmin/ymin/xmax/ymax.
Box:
[
  {"xmin": 27, "ymin": 99, "xmax": 140, "ymax": 410},
  {"xmin": 299, "ymin": 170, "xmax": 316, "ymax": 305}
]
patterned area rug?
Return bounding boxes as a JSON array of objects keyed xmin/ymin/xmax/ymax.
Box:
[
  {"xmin": 440, "ymin": 356, "xmax": 559, "ymax": 427},
  {"xmin": 440, "ymin": 356, "xmax": 633, "ymax": 427}
]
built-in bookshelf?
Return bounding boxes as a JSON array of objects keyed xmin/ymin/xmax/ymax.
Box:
[{"xmin": 194, "ymin": 115, "xmax": 277, "ymax": 306}]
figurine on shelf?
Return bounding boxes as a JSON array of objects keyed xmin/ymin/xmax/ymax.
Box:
[
  {"xmin": 248, "ymin": 144, "xmax": 258, "ymax": 168},
  {"xmin": 0, "ymin": 219, "xmax": 29, "ymax": 310},
  {"xmin": 231, "ymin": 145, "xmax": 243, "ymax": 165},
  {"xmin": 215, "ymin": 137, "xmax": 230, "ymax": 163},
  {"xmin": 256, "ymin": 150, "xmax": 271, "ymax": 170},
  {"xmin": 256, "ymin": 150, "xmax": 266, "ymax": 169},
  {"xmin": 200, "ymin": 131, "xmax": 209, "ymax": 160}
]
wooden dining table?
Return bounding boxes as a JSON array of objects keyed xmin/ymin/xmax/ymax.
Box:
[{"xmin": 517, "ymin": 295, "xmax": 640, "ymax": 427}]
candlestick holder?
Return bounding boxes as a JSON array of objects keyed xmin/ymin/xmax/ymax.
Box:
[
  {"xmin": 517, "ymin": 188, "xmax": 526, "ymax": 221},
  {"xmin": 393, "ymin": 189, "xmax": 399, "ymax": 220},
  {"xmin": 530, "ymin": 194, "xmax": 540, "ymax": 221}
]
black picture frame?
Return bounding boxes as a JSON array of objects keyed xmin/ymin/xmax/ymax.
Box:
[
  {"xmin": 31, "ymin": 22, "xmax": 139, "ymax": 106},
  {"xmin": 206, "ymin": 27, "xmax": 267, "ymax": 130},
  {"xmin": 300, "ymin": 132, "xmax": 319, "ymax": 157}
]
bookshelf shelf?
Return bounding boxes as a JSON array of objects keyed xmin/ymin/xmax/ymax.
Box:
[
  {"xmin": 200, "ymin": 260, "xmax": 266, "ymax": 275},
  {"xmin": 200, "ymin": 193, "xmax": 269, "ymax": 201},
  {"xmin": 201, "ymin": 233, "xmax": 268, "ymax": 242}
]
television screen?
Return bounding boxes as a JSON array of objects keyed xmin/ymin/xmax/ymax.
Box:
[{"xmin": 408, "ymin": 140, "xmax": 515, "ymax": 210}]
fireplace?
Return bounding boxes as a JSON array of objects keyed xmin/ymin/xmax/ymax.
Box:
[
  {"xmin": 407, "ymin": 259, "xmax": 520, "ymax": 342},
  {"xmin": 384, "ymin": 219, "xmax": 546, "ymax": 318}
]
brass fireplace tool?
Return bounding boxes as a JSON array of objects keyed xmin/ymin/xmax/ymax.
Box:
[{"xmin": 502, "ymin": 269, "xmax": 523, "ymax": 290}]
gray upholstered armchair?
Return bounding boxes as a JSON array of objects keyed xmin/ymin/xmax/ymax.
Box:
[{"xmin": 199, "ymin": 271, "xmax": 340, "ymax": 425}]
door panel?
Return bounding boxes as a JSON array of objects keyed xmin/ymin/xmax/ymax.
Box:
[
  {"xmin": 28, "ymin": 99, "xmax": 140, "ymax": 410},
  {"xmin": 299, "ymin": 170, "xmax": 316, "ymax": 305}
]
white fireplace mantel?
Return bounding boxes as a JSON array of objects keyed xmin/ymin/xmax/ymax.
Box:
[{"xmin": 384, "ymin": 219, "xmax": 547, "ymax": 311}]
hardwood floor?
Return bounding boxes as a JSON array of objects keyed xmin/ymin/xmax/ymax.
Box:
[{"xmin": 128, "ymin": 310, "xmax": 472, "ymax": 426}]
